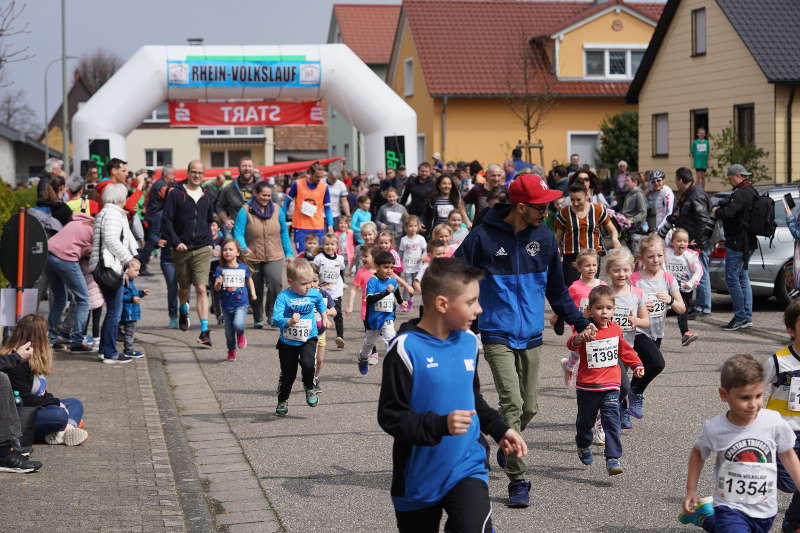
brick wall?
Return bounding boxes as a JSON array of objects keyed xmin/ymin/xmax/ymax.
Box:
[{"xmin": 274, "ymin": 102, "xmax": 329, "ymax": 151}]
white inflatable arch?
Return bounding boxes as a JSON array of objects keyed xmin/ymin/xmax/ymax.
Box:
[{"xmin": 72, "ymin": 45, "xmax": 417, "ymax": 175}]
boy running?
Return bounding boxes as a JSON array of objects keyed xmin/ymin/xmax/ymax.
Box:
[{"xmin": 378, "ymin": 257, "xmax": 527, "ymax": 532}]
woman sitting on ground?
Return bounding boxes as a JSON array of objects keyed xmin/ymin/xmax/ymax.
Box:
[{"xmin": 0, "ymin": 314, "xmax": 88, "ymax": 447}]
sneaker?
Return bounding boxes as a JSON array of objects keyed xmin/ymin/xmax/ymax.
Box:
[
  {"xmin": 0, "ymin": 450, "xmax": 42, "ymax": 473},
  {"xmin": 593, "ymin": 422, "xmax": 605, "ymax": 446},
  {"xmin": 227, "ymin": 349, "xmax": 237, "ymax": 362},
  {"xmin": 70, "ymin": 343, "xmax": 95, "ymax": 352},
  {"xmin": 678, "ymin": 497, "xmax": 714, "ymax": 526},
  {"xmin": 167, "ymin": 317, "xmax": 179, "ymax": 329},
  {"xmin": 122, "ymin": 349, "xmax": 144, "ymax": 359},
  {"xmin": 682, "ymin": 331, "xmax": 698, "ymax": 346},
  {"xmin": 102, "ymin": 354, "xmax": 134, "ymax": 364},
  {"xmin": 179, "ymin": 310, "xmax": 190, "ymax": 331},
  {"xmin": 216, "ymin": 314, "xmax": 224, "ymax": 326},
  {"xmin": 305, "ymin": 388, "xmax": 319, "ymax": 407},
  {"xmin": 83, "ymin": 335, "xmax": 94, "ymax": 346},
  {"xmin": 740, "ymin": 320, "xmax": 754, "ymax": 329},
  {"xmin": 560, "ymin": 357, "xmax": 576, "ymax": 388},
  {"xmin": 686, "ymin": 309, "xmax": 710, "ymax": 320},
  {"xmin": 197, "ymin": 330, "xmax": 212, "ymax": 347},
  {"xmin": 335, "ymin": 336, "xmax": 345, "ymax": 349},
  {"xmin": 497, "ymin": 448, "xmax": 507, "ymax": 469},
  {"xmin": 628, "ymin": 392, "xmax": 645, "ymax": 419},
  {"xmin": 313, "ymin": 377, "xmax": 322, "ymax": 393},
  {"xmin": 64, "ymin": 427, "xmax": 88, "ymax": 446},
  {"xmin": 274, "ymin": 401, "xmax": 288, "ymax": 417},
  {"xmin": 606, "ymin": 458, "xmax": 623, "ymax": 476},
  {"xmin": 723, "ymin": 318, "xmax": 749, "ymax": 331},
  {"xmin": 621, "ymin": 409, "xmax": 633, "ymax": 430},
  {"xmin": 254, "ymin": 321, "xmax": 264, "ymax": 329},
  {"xmin": 44, "ymin": 431, "xmax": 64, "ymax": 445},
  {"xmin": 368, "ymin": 352, "xmax": 379, "ymax": 366},
  {"xmin": 578, "ymin": 447, "xmax": 593, "ymax": 466},
  {"xmin": 237, "ymin": 332, "xmax": 247, "ymax": 349},
  {"xmin": 358, "ymin": 358, "xmax": 369, "ymax": 375},
  {"xmin": 553, "ymin": 317, "xmax": 565, "ymax": 336},
  {"xmin": 506, "ymin": 479, "xmax": 531, "ymax": 508}
]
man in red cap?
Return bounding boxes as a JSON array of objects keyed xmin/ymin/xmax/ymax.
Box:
[{"xmin": 455, "ymin": 173, "xmax": 595, "ymax": 508}]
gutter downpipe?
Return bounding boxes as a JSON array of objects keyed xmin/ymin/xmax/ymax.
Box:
[
  {"xmin": 788, "ymin": 84, "xmax": 796, "ymax": 183},
  {"xmin": 441, "ymin": 95, "xmax": 448, "ymax": 161}
]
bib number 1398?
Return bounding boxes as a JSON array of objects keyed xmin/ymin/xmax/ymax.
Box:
[{"xmin": 586, "ymin": 337, "xmax": 619, "ymax": 369}]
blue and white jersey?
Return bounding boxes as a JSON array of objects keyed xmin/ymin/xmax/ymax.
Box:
[
  {"xmin": 271, "ymin": 288, "xmax": 327, "ymax": 346},
  {"xmin": 365, "ymin": 276, "xmax": 400, "ymax": 330}
]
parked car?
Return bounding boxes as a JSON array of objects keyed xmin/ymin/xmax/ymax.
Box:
[{"xmin": 708, "ymin": 185, "xmax": 798, "ymax": 306}]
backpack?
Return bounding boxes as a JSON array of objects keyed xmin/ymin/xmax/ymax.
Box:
[{"xmin": 748, "ymin": 190, "xmax": 776, "ymax": 240}]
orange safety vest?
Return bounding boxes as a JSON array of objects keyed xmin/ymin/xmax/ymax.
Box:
[{"xmin": 292, "ymin": 178, "xmax": 328, "ymax": 230}]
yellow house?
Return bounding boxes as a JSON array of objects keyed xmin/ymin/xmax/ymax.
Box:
[
  {"xmin": 628, "ymin": 0, "xmax": 800, "ymax": 189},
  {"xmin": 387, "ymin": 0, "xmax": 663, "ymax": 169}
]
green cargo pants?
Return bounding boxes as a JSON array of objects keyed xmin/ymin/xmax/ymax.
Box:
[{"xmin": 483, "ymin": 342, "xmax": 541, "ymax": 481}]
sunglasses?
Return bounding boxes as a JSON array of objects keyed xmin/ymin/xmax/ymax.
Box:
[{"xmin": 525, "ymin": 203, "xmax": 548, "ymax": 213}]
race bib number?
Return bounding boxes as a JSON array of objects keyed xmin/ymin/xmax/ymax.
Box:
[
  {"xmin": 578, "ymin": 297, "xmax": 589, "ymax": 313},
  {"xmin": 300, "ymin": 200, "xmax": 318, "ymax": 217},
  {"xmin": 386, "ymin": 211, "xmax": 402, "ymax": 225},
  {"xmin": 717, "ymin": 460, "xmax": 775, "ymax": 506},
  {"xmin": 222, "ymin": 268, "xmax": 245, "ymax": 288},
  {"xmin": 647, "ymin": 294, "xmax": 667, "ymax": 319},
  {"xmin": 789, "ymin": 377, "xmax": 800, "ymax": 412},
  {"xmin": 586, "ymin": 337, "xmax": 619, "ymax": 369},
  {"xmin": 613, "ymin": 308, "xmax": 634, "ymax": 331},
  {"xmin": 284, "ymin": 318, "xmax": 312, "ymax": 342},
  {"xmin": 665, "ymin": 262, "xmax": 689, "ymax": 282},
  {"xmin": 436, "ymin": 204, "xmax": 454, "ymax": 220},
  {"xmin": 696, "ymin": 143, "xmax": 707, "ymax": 153},
  {"xmin": 405, "ymin": 255, "xmax": 420, "ymax": 270},
  {"xmin": 320, "ymin": 267, "xmax": 339, "ymax": 284},
  {"xmin": 375, "ymin": 294, "xmax": 395, "ymax": 313}
]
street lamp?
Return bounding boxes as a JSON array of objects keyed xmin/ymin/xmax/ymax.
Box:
[{"xmin": 43, "ymin": 55, "xmax": 76, "ymax": 164}]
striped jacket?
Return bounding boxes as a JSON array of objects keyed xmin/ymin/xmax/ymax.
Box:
[{"xmin": 555, "ymin": 203, "xmax": 609, "ymax": 255}]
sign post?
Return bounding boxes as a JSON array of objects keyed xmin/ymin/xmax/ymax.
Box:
[{"xmin": 0, "ymin": 210, "xmax": 48, "ymax": 323}]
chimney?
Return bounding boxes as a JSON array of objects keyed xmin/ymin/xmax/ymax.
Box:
[{"xmin": 187, "ymin": 38, "xmax": 204, "ymax": 46}]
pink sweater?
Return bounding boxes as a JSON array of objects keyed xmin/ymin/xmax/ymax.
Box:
[{"xmin": 47, "ymin": 212, "xmax": 94, "ymax": 261}]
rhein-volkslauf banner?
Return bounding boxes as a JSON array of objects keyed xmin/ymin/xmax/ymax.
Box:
[
  {"xmin": 168, "ymin": 101, "xmax": 324, "ymax": 126},
  {"xmin": 166, "ymin": 58, "xmax": 321, "ymax": 88}
]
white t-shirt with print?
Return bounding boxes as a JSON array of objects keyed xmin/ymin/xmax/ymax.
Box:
[
  {"xmin": 399, "ymin": 234, "xmax": 428, "ymax": 274},
  {"xmin": 313, "ymin": 253, "xmax": 346, "ymax": 299},
  {"xmin": 694, "ymin": 409, "xmax": 795, "ymax": 519}
]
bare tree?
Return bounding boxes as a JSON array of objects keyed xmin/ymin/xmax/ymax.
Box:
[
  {"xmin": 0, "ymin": 0, "xmax": 33, "ymax": 87},
  {"xmin": 0, "ymin": 88, "xmax": 40, "ymax": 136},
  {"xmin": 504, "ymin": 33, "xmax": 556, "ymax": 164},
  {"xmin": 78, "ymin": 49, "xmax": 122, "ymax": 94}
]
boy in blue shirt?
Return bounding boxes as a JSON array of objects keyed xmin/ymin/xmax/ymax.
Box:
[
  {"xmin": 358, "ymin": 250, "xmax": 405, "ymax": 375},
  {"xmin": 271, "ymin": 258, "xmax": 327, "ymax": 417},
  {"xmin": 378, "ymin": 257, "xmax": 527, "ymax": 532}
]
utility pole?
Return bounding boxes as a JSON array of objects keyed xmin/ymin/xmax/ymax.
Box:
[{"xmin": 61, "ymin": 0, "xmax": 69, "ymax": 175}]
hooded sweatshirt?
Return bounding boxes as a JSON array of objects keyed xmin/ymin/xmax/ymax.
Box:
[{"xmin": 47, "ymin": 212, "xmax": 94, "ymax": 262}]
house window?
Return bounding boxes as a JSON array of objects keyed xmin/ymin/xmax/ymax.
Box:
[
  {"xmin": 198, "ymin": 126, "xmax": 266, "ymax": 138},
  {"xmin": 144, "ymin": 149, "xmax": 172, "ymax": 168},
  {"xmin": 417, "ymin": 134, "xmax": 426, "ymax": 165},
  {"xmin": 583, "ymin": 47, "xmax": 647, "ymax": 79},
  {"xmin": 692, "ymin": 8, "xmax": 706, "ymax": 56},
  {"xmin": 735, "ymin": 104, "xmax": 755, "ymax": 145},
  {"xmin": 653, "ymin": 114, "xmax": 669, "ymax": 156},
  {"xmin": 144, "ymin": 102, "xmax": 169, "ymax": 123},
  {"xmin": 210, "ymin": 149, "xmax": 251, "ymax": 168},
  {"xmin": 404, "ymin": 58, "xmax": 414, "ymax": 97},
  {"xmin": 344, "ymin": 143, "xmax": 350, "ymax": 166}
]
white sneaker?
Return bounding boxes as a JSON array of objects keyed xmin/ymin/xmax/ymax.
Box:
[
  {"xmin": 64, "ymin": 427, "xmax": 89, "ymax": 446},
  {"xmin": 44, "ymin": 431, "xmax": 65, "ymax": 445},
  {"xmin": 368, "ymin": 353, "xmax": 379, "ymax": 365},
  {"xmin": 335, "ymin": 337, "xmax": 345, "ymax": 349},
  {"xmin": 592, "ymin": 421, "xmax": 606, "ymax": 446}
]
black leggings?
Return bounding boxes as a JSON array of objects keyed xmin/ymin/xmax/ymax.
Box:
[
  {"xmin": 276, "ymin": 338, "xmax": 317, "ymax": 402},
  {"xmin": 395, "ymin": 477, "xmax": 492, "ymax": 533},
  {"xmin": 630, "ymin": 334, "xmax": 664, "ymax": 395},
  {"xmin": 676, "ymin": 292, "xmax": 694, "ymax": 335},
  {"xmin": 82, "ymin": 308, "xmax": 103, "ymax": 339},
  {"xmin": 333, "ymin": 297, "xmax": 343, "ymax": 338}
]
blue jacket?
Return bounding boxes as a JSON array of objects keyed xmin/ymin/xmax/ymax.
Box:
[
  {"xmin": 455, "ymin": 204, "xmax": 589, "ymax": 349},
  {"xmin": 121, "ymin": 278, "xmax": 144, "ymax": 323}
]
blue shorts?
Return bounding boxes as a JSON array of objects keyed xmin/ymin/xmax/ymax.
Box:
[{"xmin": 702, "ymin": 505, "xmax": 774, "ymax": 533}]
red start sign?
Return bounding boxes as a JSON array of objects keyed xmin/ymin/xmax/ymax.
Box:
[{"xmin": 168, "ymin": 100, "xmax": 323, "ymax": 126}]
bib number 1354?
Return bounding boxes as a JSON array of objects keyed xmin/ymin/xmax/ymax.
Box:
[{"xmin": 717, "ymin": 461, "xmax": 776, "ymax": 506}]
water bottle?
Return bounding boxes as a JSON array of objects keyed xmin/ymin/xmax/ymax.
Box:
[{"xmin": 13, "ymin": 391, "xmax": 21, "ymax": 406}]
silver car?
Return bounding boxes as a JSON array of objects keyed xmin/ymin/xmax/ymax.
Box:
[{"xmin": 709, "ymin": 186, "xmax": 797, "ymax": 306}]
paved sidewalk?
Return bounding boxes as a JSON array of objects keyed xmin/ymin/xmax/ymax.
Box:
[{"xmin": 0, "ymin": 329, "xmax": 186, "ymax": 532}]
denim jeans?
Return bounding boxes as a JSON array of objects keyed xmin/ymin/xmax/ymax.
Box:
[
  {"xmin": 139, "ymin": 212, "xmax": 162, "ymax": 269},
  {"xmin": 34, "ymin": 397, "xmax": 83, "ymax": 441},
  {"xmin": 0, "ymin": 373, "xmax": 21, "ymax": 445},
  {"xmin": 160, "ymin": 256, "xmax": 178, "ymax": 318},
  {"xmin": 99, "ymin": 282, "xmax": 124, "ymax": 358},
  {"xmin": 724, "ymin": 248, "xmax": 753, "ymax": 322},
  {"xmin": 576, "ymin": 390, "xmax": 622, "ymax": 459},
  {"xmin": 694, "ymin": 248, "xmax": 712, "ymax": 314},
  {"xmin": 45, "ymin": 253, "xmax": 89, "ymax": 346},
  {"xmin": 223, "ymin": 306, "xmax": 247, "ymax": 351}
]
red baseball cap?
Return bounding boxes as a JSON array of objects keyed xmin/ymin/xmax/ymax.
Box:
[{"xmin": 508, "ymin": 174, "xmax": 563, "ymax": 204}]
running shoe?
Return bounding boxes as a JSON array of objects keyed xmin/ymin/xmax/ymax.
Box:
[
  {"xmin": 227, "ymin": 349, "xmax": 237, "ymax": 362},
  {"xmin": 70, "ymin": 343, "xmax": 95, "ymax": 353},
  {"xmin": 237, "ymin": 332, "xmax": 247, "ymax": 349},
  {"xmin": 313, "ymin": 377, "xmax": 322, "ymax": 393},
  {"xmin": 335, "ymin": 337, "xmax": 345, "ymax": 349},
  {"xmin": 578, "ymin": 447, "xmax": 593, "ymax": 466},
  {"xmin": 197, "ymin": 330, "xmax": 212, "ymax": 347},
  {"xmin": 179, "ymin": 310, "xmax": 190, "ymax": 331},
  {"xmin": 682, "ymin": 331, "xmax": 698, "ymax": 346},
  {"xmin": 678, "ymin": 497, "xmax": 714, "ymax": 526},
  {"xmin": 122, "ymin": 349, "xmax": 145, "ymax": 359},
  {"xmin": 274, "ymin": 401, "xmax": 288, "ymax": 417},
  {"xmin": 506, "ymin": 479, "xmax": 531, "ymax": 508},
  {"xmin": 723, "ymin": 318, "xmax": 749, "ymax": 331},
  {"xmin": 0, "ymin": 450, "xmax": 42, "ymax": 473},
  {"xmin": 368, "ymin": 353, "xmax": 379, "ymax": 366},
  {"xmin": 560, "ymin": 357, "xmax": 576, "ymax": 388},
  {"xmin": 628, "ymin": 392, "xmax": 645, "ymax": 419},
  {"xmin": 358, "ymin": 358, "xmax": 369, "ymax": 375},
  {"xmin": 305, "ymin": 388, "xmax": 319, "ymax": 407},
  {"xmin": 167, "ymin": 317, "xmax": 179, "ymax": 329},
  {"xmin": 606, "ymin": 458, "xmax": 623, "ymax": 476},
  {"xmin": 254, "ymin": 321, "xmax": 264, "ymax": 329},
  {"xmin": 102, "ymin": 354, "xmax": 134, "ymax": 365},
  {"xmin": 621, "ymin": 409, "xmax": 633, "ymax": 430},
  {"xmin": 593, "ymin": 422, "xmax": 605, "ymax": 446}
]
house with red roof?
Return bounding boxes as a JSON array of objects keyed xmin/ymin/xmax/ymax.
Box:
[
  {"xmin": 386, "ymin": 0, "xmax": 664, "ymax": 169},
  {"xmin": 327, "ymin": 4, "xmax": 401, "ymax": 172}
]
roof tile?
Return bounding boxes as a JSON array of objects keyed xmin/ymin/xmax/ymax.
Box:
[{"xmin": 333, "ymin": 4, "xmax": 401, "ymax": 64}]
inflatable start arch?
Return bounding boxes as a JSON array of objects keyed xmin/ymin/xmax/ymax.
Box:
[{"xmin": 72, "ymin": 45, "xmax": 418, "ymax": 175}]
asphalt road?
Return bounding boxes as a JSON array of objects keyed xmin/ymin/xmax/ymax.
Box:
[{"xmin": 134, "ymin": 267, "xmax": 790, "ymax": 532}]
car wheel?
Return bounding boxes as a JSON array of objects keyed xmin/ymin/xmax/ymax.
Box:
[{"xmin": 774, "ymin": 261, "xmax": 794, "ymax": 307}]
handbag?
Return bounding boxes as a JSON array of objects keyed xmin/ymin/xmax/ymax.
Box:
[
  {"xmin": 92, "ymin": 222, "xmax": 124, "ymax": 292},
  {"xmin": 17, "ymin": 405, "xmax": 38, "ymax": 448}
]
